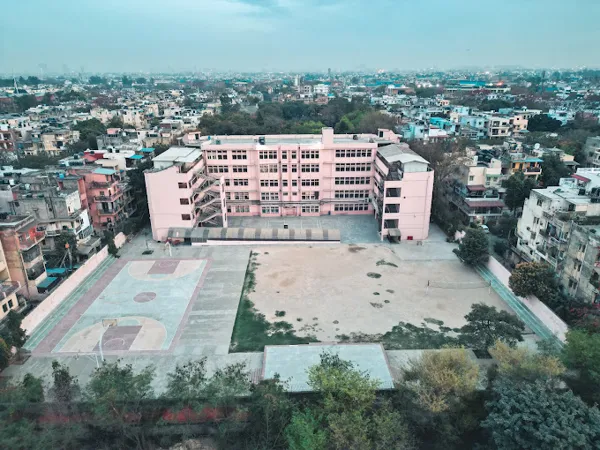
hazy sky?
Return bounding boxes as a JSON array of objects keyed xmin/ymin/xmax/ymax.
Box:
[{"xmin": 2, "ymin": 0, "xmax": 599, "ymax": 74}]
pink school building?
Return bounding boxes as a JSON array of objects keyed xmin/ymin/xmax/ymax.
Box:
[{"xmin": 144, "ymin": 128, "xmax": 433, "ymax": 242}]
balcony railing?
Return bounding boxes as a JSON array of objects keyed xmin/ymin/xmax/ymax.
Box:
[
  {"xmin": 91, "ymin": 180, "xmax": 118, "ymax": 189},
  {"xmin": 94, "ymin": 192, "xmax": 123, "ymax": 202},
  {"xmin": 18, "ymin": 231, "xmax": 45, "ymax": 250}
]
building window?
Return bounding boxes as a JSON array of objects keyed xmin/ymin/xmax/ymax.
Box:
[
  {"xmin": 262, "ymin": 206, "xmax": 279, "ymax": 214},
  {"xmin": 259, "ymin": 164, "xmax": 278, "ymax": 173},
  {"xmin": 537, "ymin": 199, "xmax": 543, "ymax": 207},
  {"xmin": 334, "ymin": 190, "xmax": 369, "ymax": 199},
  {"xmin": 231, "ymin": 151, "xmax": 247, "ymax": 160},
  {"xmin": 225, "ymin": 179, "xmax": 231, "ymax": 186},
  {"xmin": 335, "ymin": 149, "xmax": 372, "ymax": 158},
  {"xmin": 259, "ymin": 150, "xmax": 277, "ymax": 159},
  {"xmin": 302, "ymin": 205, "xmax": 320, "ymax": 213},
  {"xmin": 233, "ymin": 179, "xmax": 249, "ymax": 186},
  {"xmin": 282, "ymin": 179, "xmax": 288, "ymax": 187},
  {"xmin": 1, "ymin": 304, "xmax": 6, "ymax": 313},
  {"xmin": 232, "ymin": 165, "xmax": 248, "ymax": 173},
  {"xmin": 336, "ymin": 163, "xmax": 371, "ymax": 172},
  {"xmin": 235, "ymin": 205, "xmax": 250, "ymax": 213},
  {"xmin": 301, "ymin": 164, "xmax": 320, "ymax": 173},
  {"xmin": 181, "ymin": 214, "xmax": 191, "ymax": 220},
  {"xmin": 233, "ymin": 192, "xmax": 250, "ymax": 200},
  {"xmin": 334, "ymin": 177, "xmax": 371, "ymax": 185},
  {"xmin": 180, "ymin": 198, "xmax": 190, "ymax": 205},
  {"xmin": 301, "ymin": 192, "xmax": 319, "ymax": 200},
  {"xmin": 206, "ymin": 150, "xmax": 227, "ymax": 160},
  {"xmin": 260, "ymin": 179, "xmax": 279, "ymax": 187},
  {"xmin": 261, "ymin": 192, "xmax": 279, "ymax": 201},
  {"xmin": 225, "ymin": 192, "xmax": 231, "ymax": 200},
  {"xmin": 208, "ymin": 165, "xmax": 228, "ymax": 173},
  {"xmin": 301, "ymin": 150, "xmax": 319, "ymax": 159},
  {"xmin": 469, "ymin": 175, "xmax": 474, "ymax": 181},
  {"xmin": 178, "ymin": 182, "xmax": 188, "ymax": 189},
  {"xmin": 291, "ymin": 165, "xmax": 298, "ymax": 173},
  {"xmin": 334, "ymin": 203, "xmax": 369, "ymax": 211},
  {"xmin": 282, "ymin": 151, "xmax": 287, "ymax": 159},
  {"xmin": 281, "ymin": 164, "xmax": 288, "ymax": 173},
  {"xmin": 291, "ymin": 151, "xmax": 297, "ymax": 159},
  {"xmin": 292, "ymin": 180, "xmax": 298, "ymax": 187},
  {"xmin": 7, "ymin": 299, "xmax": 13, "ymax": 308},
  {"xmin": 301, "ymin": 179, "xmax": 320, "ymax": 186}
]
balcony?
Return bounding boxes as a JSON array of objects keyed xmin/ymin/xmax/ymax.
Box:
[
  {"xmin": 18, "ymin": 231, "xmax": 45, "ymax": 250},
  {"xmin": 91, "ymin": 180, "xmax": 118, "ymax": 189},
  {"xmin": 0, "ymin": 280, "xmax": 21, "ymax": 299},
  {"xmin": 94, "ymin": 192, "xmax": 123, "ymax": 202},
  {"xmin": 525, "ymin": 166, "xmax": 542, "ymax": 173}
]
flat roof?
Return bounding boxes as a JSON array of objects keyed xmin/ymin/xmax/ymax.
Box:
[
  {"xmin": 377, "ymin": 143, "xmax": 429, "ymax": 165},
  {"xmin": 153, "ymin": 147, "xmax": 202, "ymax": 163},
  {"xmin": 127, "ymin": 154, "xmax": 144, "ymax": 160},
  {"xmin": 263, "ymin": 344, "xmax": 395, "ymax": 392},
  {"xmin": 93, "ymin": 167, "xmax": 116, "ymax": 175}
]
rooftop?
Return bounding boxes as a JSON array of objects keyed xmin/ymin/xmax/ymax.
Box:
[
  {"xmin": 377, "ymin": 143, "xmax": 429, "ymax": 165},
  {"xmin": 93, "ymin": 167, "xmax": 117, "ymax": 175},
  {"xmin": 153, "ymin": 147, "xmax": 202, "ymax": 164}
]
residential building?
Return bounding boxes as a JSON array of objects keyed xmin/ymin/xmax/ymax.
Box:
[
  {"xmin": 83, "ymin": 168, "xmax": 130, "ymax": 231},
  {"xmin": 584, "ymin": 136, "xmax": 600, "ymax": 167},
  {"xmin": 548, "ymin": 109, "xmax": 575, "ymax": 126},
  {"xmin": 0, "ymin": 215, "xmax": 47, "ymax": 299},
  {"xmin": 560, "ymin": 222, "xmax": 600, "ymax": 303},
  {"xmin": 10, "ymin": 188, "xmax": 99, "ymax": 258},
  {"xmin": 314, "ymin": 84, "xmax": 330, "ymax": 96},
  {"xmin": 145, "ymin": 128, "xmax": 434, "ymax": 242},
  {"xmin": 485, "ymin": 115, "xmax": 511, "ymax": 139},
  {"xmin": 0, "ymin": 238, "xmax": 22, "ymax": 320},
  {"xmin": 41, "ymin": 129, "xmax": 80, "ymax": 155},
  {"xmin": 506, "ymin": 155, "xmax": 543, "ymax": 179}
]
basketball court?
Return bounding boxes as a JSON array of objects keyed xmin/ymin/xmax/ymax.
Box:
[{"xmin": 29, "ymin": 258, "xmax": 210, "ymax": 355}]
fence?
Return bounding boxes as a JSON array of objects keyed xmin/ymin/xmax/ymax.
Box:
[
  {"xmin": 22, "ymin": 233, "xmax": 126, "ymax": 334},
  {"xmin": 485, "ymin": 257, "xmax": 568, "ymax": 343}
]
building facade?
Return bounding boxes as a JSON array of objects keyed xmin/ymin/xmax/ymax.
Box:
[{"xmin": 145, "ymin": 128, "xmax": 434, "ymax": 242}]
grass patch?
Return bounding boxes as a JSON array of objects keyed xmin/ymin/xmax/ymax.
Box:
[
  {"xmin": 376, "ymin": 259, "xmax": 398, "ymax": 268},
  {"xmin": 230, "ymin": 251, "xmax": 317, "ymax": 352},
  {"xmin": 275, "ymin": 310, "xmax": 286, "ymax": 317},
  {"xmin": 367, "ymin": 272, "xmax": 381, "ymax": 279}
]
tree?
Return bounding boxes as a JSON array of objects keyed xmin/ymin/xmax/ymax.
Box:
[
  {"xmin": 20, "ymin": 373, "xmax": 45, "ymax": 403},
  {"xmin": 403, "ymin": 349, "xmax": 479, "ymax": 414},
  {"xmin": 121, "ymin": 75, "xmax": 132, "ymax": 87},
  {"xmin": 509, "ymin": 262, "xmax": 558, "ymax": 299},
  {"xmin": 104, "ymin": 231, "xmax": 119, "ymax": 257},
  {"xmin": 562, "ymin": 329, "xmax": 600, "ymax": 404},
  {"xmin": 72, "ymin": 118, "xmax": 106, "ymax": 150},
  {"xmin": 286, "ymin": 409, "xmax": 328, "ymax": 450},
  {"xmin": 356, "ymin": 111, "xmax": 397, "ymax": 134},
  {"xmin": 1, "ymin": 311, "xmax": 27, "ymax": 350},
  {"xmin": 527, "ymin": 114, "xmax": 562, "ymax": 132},
  {"xmin": 0, "ymin": 337, "xmax": 11, "ymax": 370},
  {"xmin": 504, "ymin": 171, "xmax": 536, "ymax": 213},
  {"xmin": 107, "ymin": 115, "xmax": 124, "ymax": 129},
  {"xmin": 334, "ymin": 115, "xmax": 355, "ymax": 133},
  {"xmin": 488, "ymin": 341, "xmax": 565, "ymax": 382},
  {"xmin": 85, "ymin": 361, "xmax": 155, "ymax": 449},
  {"xmin": 540, "ymin": 152, "xmax": 570, "ymax": 187},
  {"xmin": 49, "ymin": 360, "xmax": 79, "ymax": 403},
  {"xmin": 459, "ymin": 303, "xmax": 525, "ymax": 352},
  {"xmin": 14, "ymin": 95, "xmax": 38, "ymax": 112},
  {"xmin": 483, "ymin": 379, "xmax": 600, "ymax": 450},
  {"xmin": 454, "ymin": 228, "xmax": 489, "ymax": 265},
  {"xmin": 54, "ymin": 232, "xmax": 76, "ymax": 266}
]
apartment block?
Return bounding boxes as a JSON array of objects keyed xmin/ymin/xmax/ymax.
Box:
[
  {"xmin": 145, "ymin": 128, "xmax": 434, "ymax": 242},
  {"xmin": 0, "ymin": 238, "xmax": 22, "ymax": 320},
  {"xmin": 83, "ymin": 168, "xmax": 132, "ymax": 231},
  {"xmin": 0, "ymin": 215, "xmax": 47, "ymax": 299}
]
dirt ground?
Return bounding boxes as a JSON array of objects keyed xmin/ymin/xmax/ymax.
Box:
[{"xmin": 249, "ymin": 245, "xmax": 512, "ymax": 341}]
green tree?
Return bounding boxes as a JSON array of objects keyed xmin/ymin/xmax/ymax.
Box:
[
  {"xmin": 14, "ymin": 95, "xmax": 38, "ymax": 112},
  {"xmin": 459, "ymin": 303, "xmax": 525, "ymax": 352},
  {"xmin": 121, "ymin": 75, "xmax": 132, "ymax": 87},
  {"xmin": 540, "ymin": 152, "xmax": 570, "ymax": 187},
  {"xmin": 20, "ymin": 373, "xmax": 45, "ymax": 403},
  {"xmin": 483, "ymin": 379, "xmax": 600, "ymax": 450},
  {"xmin": 489, "ymin": 341, "xmax": 565, "ymax": 382},
  {"xmin": 504, "ymin": 172, "xmax": 537, "ymax": 213},
  {"xmin": 356, "ymin": 111, "xmax": 397, "ymax": 133},
  {"xmin": 0, "ymin": 336, "xmax": 10, "ymax": 370},
  {"xmin": 107, "ymin": 115, "xmax": 124, "ymax": 129},
  {"xmin": 85, "ymin": 361, "xmax": 155, "ymax": 449},
  {"xmin": 1, "ymin": 311, "xmax": 27, "ymax": 350},
  {"xmin": 54, "ymin": 232, "xmax": 77, "ymax": 266},
  {"xmin": 454, "ymin": 228, "xmax": 489, "ymax": 265},
  {"xmin": 49, "ymin": 360, "xmax": 79, "ymax": 403},
  {"xmin": 527, "ymin": 114, "xmax": 563, "ymax": 132},
  {"xmin": 286, "ymin": 409, "xmax": 328, "ymax": 450},
  {"xmin": 72, "ymin": 118, "xmax": 106, "ymax": 150},
  {"xmin": 104, "ymin": 231, "xmax": 119, "ymax": 257},
  {"xmin": 562, "ymin": 329, "xmax": 600, "ymax": 404},
  {"xmin": 334, "ymin": 115, "xmax": 355, "ymax": 133},
  {"xmin": 509, "ymin": 262, "xmax": 559, "ymax": 300}
]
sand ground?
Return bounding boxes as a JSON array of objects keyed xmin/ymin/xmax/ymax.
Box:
[{"xmin": 249, "ymin": 245, "xmax": 512, "ymax": 341}]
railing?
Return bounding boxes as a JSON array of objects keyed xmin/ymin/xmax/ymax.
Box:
[
  {"xmin": 0, "ymin": 281, "xmax": 21, "ymax": 299},
  {"xmin": 18, "ymin": 232, "xmax": 45, "ymax": 250},
  {"xmin": 91, "ymin": 180, "xmax": 118, "ymax": 189},
  {"xmin": 94, "ymin": 192, "xmax": 123, "ymax": 202}
]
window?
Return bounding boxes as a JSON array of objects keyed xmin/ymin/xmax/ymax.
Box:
[
  {"xmin": 233, "ymin": 192, "xmax": 250, "ymax": 200},
  {"xmin": 302, "ymin": 205, "xmax": 320, "ymax": 213},
  {"xmin": 1, "ymin": 304, "xmax": 6, "ymax": 313},
  {"xmin": 291, "ymin": 164, "xmax": 298, "ymax": 173},
  {"xmin": 282, "ymin": 151, "xmax": 287, "ymax": 159},
  {"xmin": 178, "ymin": 182, "xmax": 188, "ymax": 189},
  {"xmin": 232, "ymin": 165, "xmax": 248, "ymax": 173},
  {"xmin": 334, "ymin": 177, "xmax": 371, "ymax": 185},
  {"xmin": 225, "ymin": 192, "xmax": 231, "ymax": 200},
  {"xmin": 233, "ymin": 179, "xmax": 249, "ymax": 186},
  {"xmin": 301, "ymin": 150, "xmax": 319, "ymax": 159},
  {"xmin": 261, "ymin": 192, "xmax": 279, "ymax": 201},
  {"xmin": 262, "ymin": 206, "xmax": 279, "ymax": 214},
  {"xmin": 334, "ymin": 203, "xmax": 369, "ymax": 211},
  {"xmin": 225, "ymin": 179, "xmax": 231, "ymax": 186},
  {"xmin": 335, "ymin": 149, "xmax": 372, "ymax": 158},
  {"xmin": 206, "ymin": 150, "xmax": 227, "ymax": 160},
  {"xmin": 208, "ymin": 165, "xmax": 228, "ymax": 173},
  {"xmin": 301, "ymin": 192, "xmax": 319, "ymax": 200},
  {"xmin": 334, "ymin": 190, "xmax": 369, "ymax": 199},
  {"xmin": 180, "ymin": 198, "xmax": 190, "ymax": 205},
  {"xmin": 181, "ymin": 214, "xmax": 191, "ymax": 220},
  {"xmin": 301, "ymin": 164, "xmax": 320, "ymax": 173},
  {"xmin": 260, "ymin": 179, "xmax": 279, "ymax": 187},
  {"xmin": 281, "ymin": 164, "xmax": 288, "ymax": 173},
  {"xmin": 283, "ymin": 191, "xmax": 289, "ymax": 196},
  {"xmin": 536, "ymin": 198, "xmax": 543, "ymax": 207},
  {"xmin": 259, "ymin": 150, "xmax": 277, "ymax": 159},
  {"xmin": 469, "ymin": 175, "xmax": 474, "ymax": 181},
  {"xmin": 259, "ymin": 164, "xmax": 278, "ymax": 173},
  {"xmin": 235, "ymin": 205, "xmax": 250, "ymax": 213},
  {"xmin": 231, "ymin": 151, "xmax": 247, "ymax": 160},
  {"xmin": 335, "ymin": 163, "xmax": 371, "ymax": 172},
  {"xmin": 301, "ymin": 179, "xmax": 319, "ymax": 186},
  {"xmin": 292, "ymin": 180, "xmax": 298, "ymax": 187},
  {"xmin": 7, "ymin": 299, "xmax": 13, "ymax": 308},
  {"xmin": 291, "ymin": 151, "xmax": 297, "ymax": 159},
  {"xmin": 282, "ymin": 179, "xmax": 288, "ymax": 187}
]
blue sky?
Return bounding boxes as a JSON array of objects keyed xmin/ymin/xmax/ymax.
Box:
[{"xmin": 1, "ymin": 0, "xmax": 599, "ymax": 74}]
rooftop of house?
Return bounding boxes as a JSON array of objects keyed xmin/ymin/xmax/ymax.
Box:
[
  {"xmin": 152, "ymin": 147, "xmax": 202, "ymax": 164},
  {"xmin": 377, "ymin": 143, "xmax": 429, "ymax": 165}
]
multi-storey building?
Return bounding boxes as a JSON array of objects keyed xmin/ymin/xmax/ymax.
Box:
[
  {"xmin": 584, "ymin": 136, "xmax": 600, "ymax": 168},
  {"xmin": 83, "ymin": 168, "xmax": 131, "ymax": 231},
  {"xmin": 0, "ymin": 238, "xmax": 23, "ymax": 320},
  {"xmin": 10, "ymin": 188, "xmax": 98, "ymax": 257},
  {"xmin": 145, "ymin": 128, "xmax": 434, "ymax": 242},
  {"xmin": 0, "ymin": 215, "xmax": 47, "ymax": 299},
  {"xmin": 41, "ymin": 129, "xmax": 80, "ymax": 156}
]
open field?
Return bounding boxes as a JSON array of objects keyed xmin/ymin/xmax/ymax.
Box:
[{"xmin": 246, "ymin": 245, "xmax": 512, "ymax": 341}]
